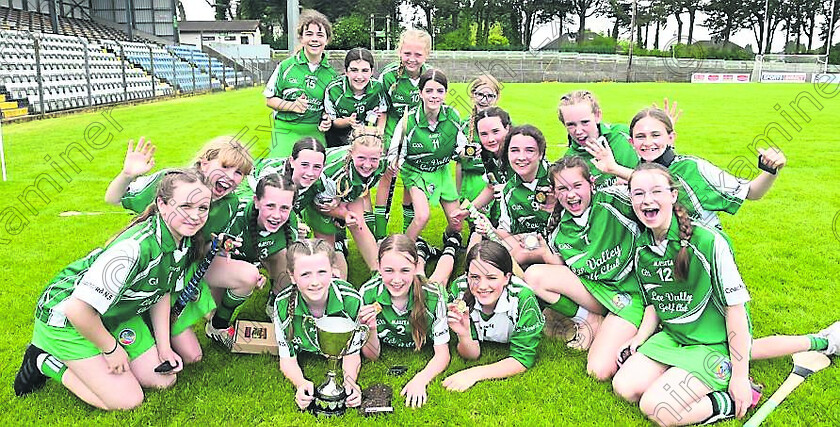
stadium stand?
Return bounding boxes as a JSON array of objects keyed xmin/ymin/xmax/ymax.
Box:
[{"xmin": 0, "ymin": 6, "xmax": 253, "ymax": 118}]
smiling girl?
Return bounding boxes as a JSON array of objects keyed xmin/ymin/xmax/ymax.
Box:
[
  {"xmin": 558, "ymin": 90, "xmax": 639, "ymax": 190},
  {"xmin": 374, "ymin": 29, "xmax": 433, "ymax": 241},
  {"xmin": 272, "ymin": 239, "xmax": 364, "ymax": 410},
  {"xmin": 14, "ymin": 170, "xmax": 209, "ymax": 409},
  {"xmin": 357, "ymin": 234, "xmax": 450, "ymax": 407},
  {"xmin": 524, "ymin": 155, "xmax": 643, "ymax": 378},
  {"xmin": 264, "ymin": 10, "xmax": 336, "ymax": 157},
  {"xmin": 324, "ymin": 48, "xmax": 388, "ymax": 147},
  {"xmin": 590, "ymin": 107, "xmax": 786, "ymax": 230},
  {"xmin": 442, "ymin": 240, "xmax": 544, "ymax": 392},
  {"xmin": 388, "ymin": 69, "xmax": 468, "ymax": 245}
]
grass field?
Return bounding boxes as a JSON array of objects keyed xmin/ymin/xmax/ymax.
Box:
[{"xmin": 2, "ymin": 83, "xmax": 839, "ymax": 426}]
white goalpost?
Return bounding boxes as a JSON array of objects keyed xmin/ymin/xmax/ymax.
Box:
[
  {"xmin": 0, "ymin": 118, "xmax": 7, "ymax": 181},
  {"xmin": 753, "ymin": 54, "xmax": 830, "ymax": 83}
]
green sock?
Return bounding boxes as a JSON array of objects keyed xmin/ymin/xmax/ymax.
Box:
[
  {"xmin": 364, "ymin": 211, "xmax": 375, "ymax": 234},
  {"xmin": 212, "ymin": 289, "xmax": 250, "ymax": 329},
  {"xmin": 37, "ymin": 353, "xmax": 67, "ymax": 382},
  {"xmin": 402, "ymin": 205, "xmax": 414, "ymax": 233},
  {"xmin": 808, "ymin": 335, "xmax": 829, "ymax": 351},
  {"xmin": 374, "ymin": 205, "xmax": 387, "ymax": 240},
  {"xmin": 546, "ymin": 296, "xmax": 579, "ymax": 318}
]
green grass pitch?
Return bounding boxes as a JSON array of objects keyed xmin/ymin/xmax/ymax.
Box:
[{"xmin": 1, "ymin": 82, "xmax": 839, "ymax": 426}]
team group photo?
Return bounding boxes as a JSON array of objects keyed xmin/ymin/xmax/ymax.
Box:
[{"xmin": 2, "ymin": 1, "xmax": 840, "ymax": 425}]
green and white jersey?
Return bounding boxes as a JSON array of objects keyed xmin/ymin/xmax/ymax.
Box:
[
  {"xmin": 247, "ymin": 158, "xmax": 317, "ymax": 216},
  {"xmin": 313, "ymin": 145, "xmax": 387, "ymax": 203},
  {"xmin": 121, "ymin": 169, "xmax": 237, "ymax": 240},
  {"xmin": 481, "ymin": 153, "xmax": 511, "ymax": 186},
  {"xmin": 272, "ymin": 279, "xmax": 363, "ymax": 359},
  {"xmin": 458, "ymin": 115, "xmax": 485, "ymax": 173},
  {"xmin": 224, "ymin": 197, "xmax": 295, "ymax": 264},
  {"xmin": 448, "ymin": 275, "xmax": 545, "ymax": 368},
  {"xmin": 498, "ymin": 160, "xmax": 553, "ymax": 235},
  {"xmin": 634, "ymin": 217, "xmax": 751, "ymax": 347},
  {"xmin": 388, "ymin": 105, "xmax": 467, "ymax": 173},
  {"xmin": 665, "ymin": 155, "xmax": 751, "ymax": 230},
  {"xmin": 35, "ymin": 215, "xmax": 191, "ymax": 328},
  {"xmin": 360, "ymin": 274, "xmax": 450, "ymax": 349},
  {"xmin": 323, "ymin": 76, "xmax": 387, "ymax": 125},
  {"xmin": 264, "ymin": 50, "xmax": 338, "ymax": 125},
  {"xmin": 379, "ymin": 62, "xmax": 429, "ymax": 139},
  {"xmin": 564, "ymin": 122, "xmax": 639, "ymax": 190},
  {"xmin": 548, "ymin": 186, "xmax": 640, "ymax": 291}
]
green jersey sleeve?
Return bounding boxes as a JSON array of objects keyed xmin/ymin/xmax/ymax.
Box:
[
  {"xmin": 120, "ymin": 170, "xmax": 166, "ymax": 213},
  {"xmin": 508, "ymin": 290, "xmax": 545, "ymax": 369},
  {"xmin": 271, "ymin": 286, "xmax": 297, "ymax": 358},
  {"xmin": 671, "ymin": 156, "xmax": 750, "ymax": 216}
]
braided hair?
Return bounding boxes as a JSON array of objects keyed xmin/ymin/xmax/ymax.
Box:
[
  {"xmin": 282, "ymin": 137, "xmax": 326, "ymax": 185},
  {"xmin": 557, "ymin": 90, "xmax": 602, "ymax": 124},
  {"xmin": 628, "ymin": 163, "xmax": 693, "ymax": 281},
  {"xmin": 283, "ymin": 239, "xmax": 335, "ymax": 342},
  {"xmin": 378, "ymin": 234, "xmax": 429, "ymax": 351},
  {"xmin": 253, "ymin": 173, "xmax": 298, "ymax": 260},
  {"xmin": 546, "ymin": 155, "xmax": 591, "ymax": 232},
  {"xmin": 336, "ymin": 126, "xmax": 384, "ymax": 200},
  {"xmin": 390, "ymin": 29, "xmax": 432, "ymax": 93}
]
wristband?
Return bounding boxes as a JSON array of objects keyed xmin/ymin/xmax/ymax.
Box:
[{"xmin": 103, "ymin": 339, "xmax": 119, "ymax": 355}]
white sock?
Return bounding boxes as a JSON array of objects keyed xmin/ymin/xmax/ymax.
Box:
[{"xmin": 573, "ymin": 306, "xmax": 590, "ymax": 323}]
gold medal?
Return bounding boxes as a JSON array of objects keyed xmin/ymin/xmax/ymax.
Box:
[
  {"xmin": 455, "ymin": 299, "xmax": 468, "ymax": 313},
  {"xmin": 535, "ymin": 191, "xmax": 547, "ymax": 204}
]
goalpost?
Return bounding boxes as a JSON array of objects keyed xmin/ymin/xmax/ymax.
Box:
[
  {"xmin": 0, "ymin": 118, "xmax": 6, "ymax": 181},
  {"xmin": 753, "ymin": 54, "xmax": 829, "ymax": 83}
]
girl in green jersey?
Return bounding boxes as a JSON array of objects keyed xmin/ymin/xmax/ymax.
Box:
[
  {"xmin": 306, "ymin": 127, "xmax": 386, "ymax": 278},
  {"xmin": 443, "ymin": 240, "xmax": 545, "ymax": 392},
  {"xmin": 263, "ymin": 10, "xmax": 335, "ymax": 157},
  {"xmin": 525, "ymin": 155, "xmax": 644, "ymax": 380},
  {"xmin": 272, "ymin": 239, "xmax": 364, "ymax": 411},
  {"xmin": 613, "ymin": 164, "xmax": 839, "ymax": 425},
  {"xmin": 388, "ymin": 69, "xmax": 468, "ymax": 244},
  {"xmin": 374, "ymin": 29, "xmax": 433, "ymax": 240},
  {"xmin": 14, "ymin": 170, "xmax": 209, "ymax": 409},
  {"xmin": 324, "ymin": 48, "xmax": 387, "ymax": 146},
  {"xmin": 358, "ymin": 234, "xmax": 450, "ymax": 408}
]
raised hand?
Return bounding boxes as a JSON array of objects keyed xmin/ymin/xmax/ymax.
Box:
[{"xmin": 122, "ymin": 137, "xmax": 156, "ymax": 178}]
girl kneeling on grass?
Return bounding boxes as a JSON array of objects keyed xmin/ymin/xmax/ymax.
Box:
[
  {"xmin": 14, "ymin": 170, "xmax": 209, "ymax": 410},
  {"xmin": 105, "ymin": 136, "xmax": 254, "ymax": 360},
  {"xmin": 388, "ymin": 69, "xmax": 469, "ymax": 246},
  {"xmin": 357, "ymin": 234, "xmax": 450, "ymax": 407},
  {"xmin": 586, "ymin": 107, "xmax": 786, "ymax": 230},
  {"xmin": 442, "ymin": 240, "xmax": 545, "ymax": 392},
  {"xmin": 305, "ymin": 127, "xmax": 386, "ymax": 278},
  {"xmin": 612, "ymin": 164, "xmax": 839, "ymax": 426},
  {"xmin": 473, "ymin": 125, "xmax": 554, "ymax": 268},
  {"xmin": 524, "ymin": 155, "xmax": 643, "ymax": 379},
  {"xmin": 272, "ymin": 239, "xmax": 364, "ymax": 410}
]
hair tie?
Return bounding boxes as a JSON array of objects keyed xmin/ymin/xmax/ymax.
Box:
[{"xmin": 680, "ymin": 239, "xmax": 689, "ymax": 248}]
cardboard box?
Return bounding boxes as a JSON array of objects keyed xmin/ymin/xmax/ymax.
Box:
[{"xmin": 232, "ymin": 320, "xmax": 279, "ymax": 356}]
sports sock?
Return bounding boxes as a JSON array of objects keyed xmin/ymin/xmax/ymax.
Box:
[
  {"xmin": 37, "ymin": 353, "xmax": 67, "ymax": 382},
  {"xmin": 701, "ymin": 391, "xmax": 736, "ymax": 424},
  {"xmin": 374, "ymin": 206, "xmax": 387, "ymax": 240},
  {"xmin": 212, "ymin": 289, "xmax": 251, "ymax": 329},
  {"xmin": 808, "ymin": 335, "xmax": 829, "ymax": 351},
  {"xmin": 402, "ymin": 205, "xmax": 414, "ymax": 233},
  {"xmin": 546, "ymin": 296, "xmax": 580, "ymax": 318},
  {"xmin": 364, "ymin": 211, "xmax": 375, "ymax": 234},
  {"xmin": 572, "ymin": 306, "xmax": 590, "ymax": 323}
]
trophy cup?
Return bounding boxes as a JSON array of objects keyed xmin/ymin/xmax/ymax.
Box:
[{"xmin": 304, "ymin": 316, "xmax": 369, "ymax": 416}]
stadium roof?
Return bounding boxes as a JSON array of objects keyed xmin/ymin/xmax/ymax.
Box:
[{"xmin": 179, "ymin": 20, "xmax": 260, "ymax": 33}]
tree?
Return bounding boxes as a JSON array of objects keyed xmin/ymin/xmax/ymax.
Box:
[
  {"xmin": 237, "ymin": 0, "xmax": 286, "ymax": 48},
  {"xmin": 203, "ymin": 0, "xmax": 232, "ymax": 20},
  {"xmin": 704, "ymin": 0, "xmax": 750, "ymax": 44},
  {"xmin": 331, "ymin": 13, "xmax": 370, "ymax": 50},
  {"xmin": 603, "ymin": 0, "xmax": 632, "ymax": 40},
  {"xmin": 570, "ymin": 0, "xmax": 605, "ymax": 43},
  {"xmin": 521, "ymin": 0, "xmax": 571, "ymax": 48}
]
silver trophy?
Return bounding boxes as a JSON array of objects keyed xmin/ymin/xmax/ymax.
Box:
[{"xmin": 304, "ymin": 316, "xmax": 369, "ymax": 416}]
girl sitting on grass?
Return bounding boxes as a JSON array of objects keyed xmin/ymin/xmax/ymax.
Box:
[
  {"xmin": 272, "ymin": 239, "xmax": 364, "ymax": 410},
  {"xmin": 358, "ymin": 234, "xmax": 450, "ymax": 408},
  {"xmin": 14, "ymin": 170, "xmax": 209, "ymax": 410},
  {"xmin": 442, "ymin": 240, "xmax": 544, "ymax": 392}
]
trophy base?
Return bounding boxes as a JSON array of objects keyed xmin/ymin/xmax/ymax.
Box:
[{"xmin": 311, "ymin": 391, "xmax": 347, "ymax": 417}]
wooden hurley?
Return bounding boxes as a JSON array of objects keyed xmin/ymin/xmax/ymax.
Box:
[
  {"xmin": 744, "ymin": 351, "xmax": 831, "ymax": 426},
  {"xmin": 459, "ymin": 199, "xmax": 526, "ymax": 279}
]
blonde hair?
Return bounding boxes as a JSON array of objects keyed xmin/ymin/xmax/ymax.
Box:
[
  {"xmin": 557, "ymin": 90, "xmax": 602, "ymax": 123},
  {"xmin": 193, "ymin": 136, "xmax": 253, "ymax": 176},
  {"xmin": 336, "ymin": 126, "xmax": 383, "ymax": 199},
  {"xmin": 397, "ymin": 29, "xmax": 432, "ymax": 55},
  {"xmin": 467, "ymin": 74, "xmax": 502, "ymax": 142}
]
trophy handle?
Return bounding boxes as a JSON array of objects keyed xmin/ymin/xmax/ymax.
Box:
[
  {"xmin": 342, "ymin": 324, "xmax": 370, "ymax": 356},
  {"xmin": 301, "ymin": 315, "xmax": 323, "ymax": 355}
]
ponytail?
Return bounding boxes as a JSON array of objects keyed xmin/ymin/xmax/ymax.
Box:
[
  {"xmin": 409, "ymin": 275, "xmax": 429, "ymax": 351},
  {"xmin": 673, "ymin": 204, "xmax": 693, "ymax": 281}
]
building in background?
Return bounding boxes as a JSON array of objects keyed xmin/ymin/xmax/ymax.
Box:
[{"xmin": 178, "ymin": 20, "xmax": 260, "ymax": 47}]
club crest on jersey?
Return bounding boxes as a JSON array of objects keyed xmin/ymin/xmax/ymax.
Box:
[
  {"xmin": 119, "ymin": 328, "xmax": 136, "ymax": 345},
  {"xmin": 426, "ymin": 183, "xmax": 436, "ymax": 195},
  {"xmin": 612, "ymin": 293, "xmax": 632, "ymax": 310},
  {"xmin": 712, "ymin": 359, "xmax": 732, "ymax": 380}
]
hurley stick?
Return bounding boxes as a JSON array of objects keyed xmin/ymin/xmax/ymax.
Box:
[
  {"xmin": 384, "ymin": 106, "xmax": 409, "ymax": 221},
  {"xmin": 744, "ymin": 351, "xmax": 831, "ymax": 427}
]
